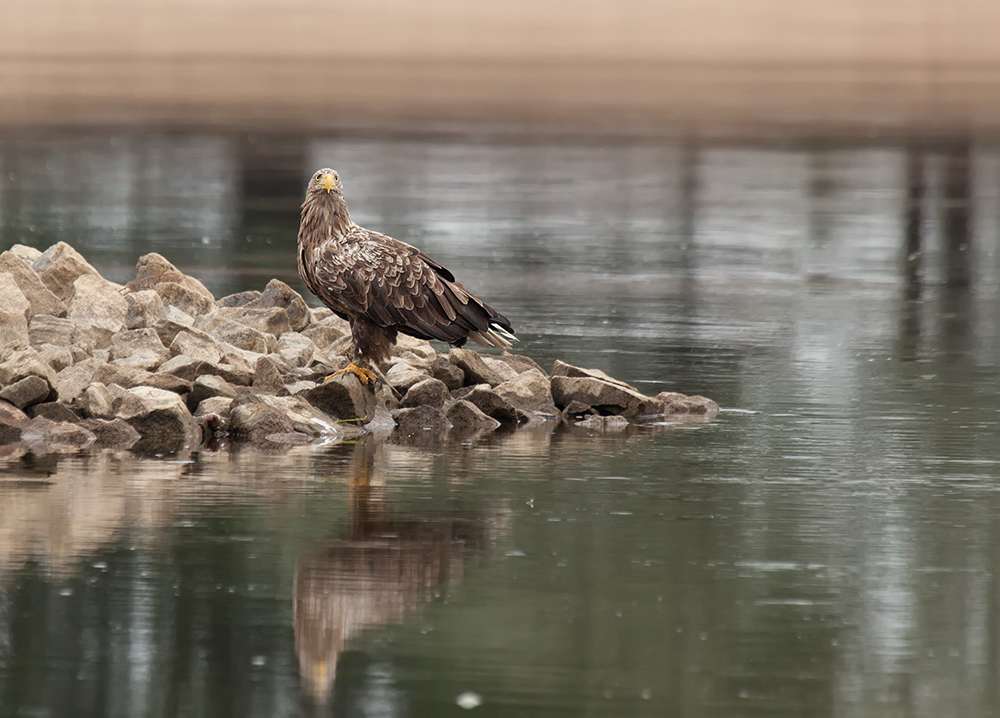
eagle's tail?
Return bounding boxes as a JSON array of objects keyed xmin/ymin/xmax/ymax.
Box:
[{"xmin": 469, "ymin": 321, "xmax": 517, "ymax": 349}]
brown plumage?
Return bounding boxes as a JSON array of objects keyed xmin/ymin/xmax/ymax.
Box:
[{"xmin": 297, "ymin": 168, "xmax": 515, "ymax": 368}]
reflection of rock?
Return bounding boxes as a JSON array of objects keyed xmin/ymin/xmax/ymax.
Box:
[{"xmin": 293, "ymin": 440, "xmax": 494, "ymax": 705}]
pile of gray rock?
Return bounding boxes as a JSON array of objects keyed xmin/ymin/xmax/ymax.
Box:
[{"xmin": 0, "ymin": 242, "xmax": 718, "ymax": 455}]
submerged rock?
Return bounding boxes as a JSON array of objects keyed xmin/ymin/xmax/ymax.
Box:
[
  {"xmin": 21, "ymin": 417, "xmax": 97, "ymax": 453},
  {"xmin": 301, "ymin": 374, "xmax": 377, "ymax": 423},
  {"xmin": 115, "ymin": 386, "xmax": 202, "ymax": 453}
]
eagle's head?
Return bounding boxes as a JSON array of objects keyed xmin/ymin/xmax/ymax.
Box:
[{"xmin": 307, "ymin": 168, "xmax": 344, "ymax": 198}]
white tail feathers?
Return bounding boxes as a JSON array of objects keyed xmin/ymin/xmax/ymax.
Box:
[{"xmin": 469, "ymin": 322, "xmax": 517, "ymax": 349}]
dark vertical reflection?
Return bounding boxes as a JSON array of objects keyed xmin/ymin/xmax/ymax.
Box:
[
  {"xmin": 807, "ymin": 143, "xmax": 834, "ymax": 281},
  {"xmin": 940, "ymin": 140, "xmax": 973, "ymax": 290},
  {"xmin": 293, "ymin": 440, "xmax": 490, "ymax": 707},
  {"xmin": 904, "ymin": 144, "xmax": 926, "ymax": 295}
]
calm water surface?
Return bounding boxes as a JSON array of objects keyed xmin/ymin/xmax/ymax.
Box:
[{"xmin": 1, "ymin": 132, "xmax": 1000, "ymax": 717}]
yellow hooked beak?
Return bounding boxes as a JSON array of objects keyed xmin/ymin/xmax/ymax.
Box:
[{"xmin": 321, "ymin": 173, "xmax": 334, "ymax": 193}]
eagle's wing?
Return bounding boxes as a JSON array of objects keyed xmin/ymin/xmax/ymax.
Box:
[{"xmin": 312, "ymin": 228, "xmax": 514, "ymax": 347}]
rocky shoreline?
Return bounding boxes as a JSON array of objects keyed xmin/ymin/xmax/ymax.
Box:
[{"xmin": 0, "ymin": 242, "xmax": 718, "ymax": 455}]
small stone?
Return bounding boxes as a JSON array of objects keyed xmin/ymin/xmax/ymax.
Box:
[
  {"xmin": 0, "ymin": 252, "xmax": 66, "ymax": 319},
  {"xmin": 576, "ymin": 414, "xmax": 629, "ymax": 431},
  {"xmin": 384, "ymin": 362, "xmax": 430, "ymax": 393},
  {"xmin": 430, "ymin": 355, "xmax": 465, "ymax": 390},
  {"xmin": 0, "ymin": 375, "xmax": 53, "ymax": 409},
  {"xmin": 446, "ymin": 400, "xmax": 501, "ymax": 433},
  {"xmin": 116, "ymin": 386, "xmax": 202, "ymax": 453},
  {"xmin": 449, "ymin": 348, "xmax": 506, "ymax": 387},
  {"xmin": 28, "ymin": 402, "xmax": 82, "ymax": 424},
  {"xmin": 20, "ymin": 417, "xmax": 96, "ymax": 453},
  {"xmin": 66, "ymin": 274, "xmax": 128, "ymax": 333},
  {"xmin": 400, "ymin": 377, "xmax": 449, "ymax": 409},
  {"xmin": 78, "ymin": 382, "xmax": 116, "ymax": 419},
  {"xmin": 32, "ymin": 242, "xmax": 101, "ymax": 302},
  {"xmin": 78, "ymin": 418, "xmax": 141, "ymax": 448},
  {"xmin": 253, "ymin": 356, "xmax": 285, "ymax": 394},
  {"xmin": 463, "ymin": 384, "xmax": 519, "ymax": 424},
  {"xmin": 0, "ymin": 400, "xmax": 30, "ymax": 444},
  {"xmin": 124, "ymin": 289, "xmax": 168, "ymax": 329},
  {"xmin": 300, "ymin": 374, "xmax": 377, "ymax": 422},
  {"xmin": 392, "ymin": 405, "xmax": 451, "ymax": 436}
]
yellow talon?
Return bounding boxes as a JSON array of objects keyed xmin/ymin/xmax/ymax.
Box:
[{"xmin": 323, "ymin": 362, "xmax": 381, "ymax": 388}]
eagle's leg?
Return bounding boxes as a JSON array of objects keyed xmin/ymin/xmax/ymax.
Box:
[{"xmin": 322, "ymin": 359, "xmax": 382, "ymax": 389}]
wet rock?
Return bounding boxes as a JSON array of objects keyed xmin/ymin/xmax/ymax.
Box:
[
  {"xmin": 384, "ymin": 362, "xmax": 429, "ymax": 393},
  {"xmin": 575, "ymin": 414, "xmax": 629, "ymax": 431},
  {"xmin": 124, "ymin": 289, "xmax": 168, "ymax": 329},
  {"xmin": 561, "ymin": 400, "xmax": 597, "ymax": 419},
  {"xmin": 230, "ymin": 402, "xmax": 296, "ymax": 441},
  {"xmin": 169, "ymin": 329, "xmax": 222, "ymax": 364},
  {"xmin": 495, "ymin": 368, "xmax": 559, "ymax": 417},
  {"xmin": 21, "ymin": 417, "xmax": 97, "ymax": 453},
  {"xmin": 248, "ymin": 279, "xmax": 310, "ymax": 332},
  {"xmin": 448, "ymin": 348, "xmax": 506, "ymax": 387},
  {"xmin": 656, "ymin": 392, "xmax": 720, "ymax": 420},
  {"xmin": 78, "ymin": 382, "xmax": 116, "ymax": 419},
  {"xmin": 430, "ymin": 355, "xmax": 464, "ymax": 390},
  {"xmin": 446, "ymin": 399, "xmax": 501, "ymax": 433},
  {"xmin": 253, "ymin": 356, "xmax": 285, "ymax": 394},
  {"xmin": 66, "ymin": 274, "xmax": 128, "ymax": 334},
  {"xmin": 116, "ymin": 386, "xmax": 202, "ymax": 453},
  {"xmin": 0, "ymin": 347, "xmax": 58, "ymax": 389},
  {"xmin": 217, "ymin": 290, "xmax": 261, "ymax": 308},
  {"xmin": 463, "ymin": 384, "xmax": 520, "ymax": 424},
  {"xmin": 154, "ymin": 305, "xmax": 197, "ymax": 347},
  {"xmin": 550, "ymin": 372, "xmax": 662, "ymax": 419},
  {"xmin": 400, "ymin": 377, "xmax": 449, "ymax": 409},
  {"xmin": 0, "ymin": 400, "xmax": 30, "ymax": 443},
  {"xmin": 0, "ymin": 375, "xmax": 53, "ymax": 409},
  {"xmin": 0, "ymin": 252, "xmax": 66, "ymax": 318},
  {"xmin": 275, "ymin": 332, "xmax": 316, "ymax": 368},
  {"xmin": 300, "ymin": 374, "xmax": 377, "ymax": 422},
  {"xmin": 32, "ymin": 242, "xmax": 101, "ymax": 302},
  {"xmin": 256, "ymin": 395, "xmax": 341, "ymax": 436},
  {"xmin": 28, "ymin": 314, "xmax": 75, "ymax": 347},
  {"xmin": 392, "ymin": 405, "xmax": 451, "ymax": 436},
  {"xmin": 79, "ymin": 418, "xmax": 141, "ymax": 448},
  {"xmin": 130, "ymin": 253, "xmax": 215, "ymax": 316},
  {"xmin": 110, "ymin": 328, "xmax": 169, "ymax": 370},
  {"xmin": 28, "ymin": 402, "xmax": 82, "ymax": 424},
  {"xmin": 9, "ymin": 245, "xmax": 42, "ymax": 264},
  {"xmin": 194, "ymin": 310, "xmax": 275, "ymax": 353}
]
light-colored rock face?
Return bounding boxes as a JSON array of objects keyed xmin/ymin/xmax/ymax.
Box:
[
  {"xmin": 8, "ymin": 245, "xmax": 42, "ymax": 264},
  {"xmin": 67, "ymin": 274, "xmax": 128, "ymax": 334},
  {"xmin": 28, "ymin": 315, "xmax": 75, "ymax": 347},
  {"xmin": 130, "ymin": 253, "xmax": 216, "ymax": 317},
  {"xmin": 124, "ymin": 290, "xmax": 167, "ymax": 330},
  {"xmin": 32, "ymin": 242, "xmax": 101, "ymax": 302},
  {"xmin": 0, "ymin": 271, "xmax": 31, "ymax": 318},
  {"xmin": 495, "ymin": 368, "xmax": 559, "ymax": 416},
  {"xmin": 385, "ymin": 362, "xmax": 430, "ymax": 392},
  {"xmin": 110, "ymin": 328, "xmax": 169, "ymax": 370},
  {"xmin": 0, "ymin": 253, "xmax": 66, "ymax": 319},
  {"xmin": 0, "ymin": 347, "xmax": 59, "ymax": 389}
]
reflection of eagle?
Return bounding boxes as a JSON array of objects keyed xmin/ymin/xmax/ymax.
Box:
[{"xmin": 297, "ymin": 168, "xmax": 516, "ymax": 384}]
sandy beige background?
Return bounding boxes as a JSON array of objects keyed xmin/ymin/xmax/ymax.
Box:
[{"xmin": 2, "ymin": 0, "xmax": 999, "ymax": 136}]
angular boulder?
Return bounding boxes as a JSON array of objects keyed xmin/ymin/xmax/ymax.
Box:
[
  {"xmin": 79, "ymin": 418, "xmax": 141, "ymax": 448},
  {"xmin": 430, "ymin": 355, "xmax": 464, "ymax": 390},
  {"xmin": 550, "ymin": 365, "xmax": 663, "ymax": 419},
  {"xmin": 0, "ymin": 252, "xmax": 66, "ymax": 319},
  {"xmin": 115, "ymin": 386, "xmax": 202, "ymax": 453},
  {"xmin": 194, "ymin": 310, "xmax": 275, "ymax": 353},
  {"xmin": 32, "ymin": 242, "xmax": 101, "ymax": 301},
  {"xmin": 252, "ymin": 356, "xmax": 285, "ymax": 394},
  {"xmin": 66, "ymin": 274, "xmax": 128, "ymax": 333},
  {"xmin": 169, "ymin": 330, "xmax": 222, "ymax": 365},
  {"xmin": 392, "ymin": 405, "xmax": 451, "ymax": 437},
  {"xmin": 300, "ymin": 374, "xmax": 377, "ymax": 422},
  {"xmin": 0, "ymin": 272, "xmax": 31, "ymax": 350},
  {"xmin": 248, "ymin": 279, "xmax": 310, "ymax": 332},
  {"xmin": 400, "ymin": 377, "xmax": 449, "ymax": 409},
  {"xmin": 229, "ymin": 402, "xmax": 297, "ymax": 442},
  {"xmin": 463, "ymin": 384, "xmax": 520, "ymax": 424},
  {"xmin": 110, "ymin": 328, "xmax": 169, "ymax": 370},
  {"xmin": 124, "ymin": 289, "xmax": 168, "ymax": 329},
  {"xmin": 448, "ymin": 348, "xmax": 507, "ymax": 387},
  {"xmin": 446, "ymin": 400, "xmax": 501, "ymax": 434},
  {"xmin": 0, "ymin": 347, "xmax": 58, "ymax": 389},
  {"xmin": 275, "ymin": 332, "xmax": 316, "ymax": 368},
  {"xmin": 384, "ymin": 362, "xmax": 429, "ymax": 393},
  {"xmin": 130, "ymin": 252, "xmax": 215, "ymax": 316},
  {"xmin": 20, "ymin": 417, "xmax": 97, "ymax": 453},
  {"xmin": 78, "ymin": 382, "xmax": 116, "ymax": 419},
  {"xmin": 28, "ymin": 314, "xmax": 76, "ymax": 347},
  {"xmin": 0, "ymin": 375, "xmax": 53, "ymax": 410},
  {"xmin": 28, "ymin": 401, "xmax": 82, "ymax": 424},
  {"xmin": 494, "ymin": 368, "xmax": 559, "ymax": 417},
  {"xmin": 0, "ymin": 400, "xmax": 30, "ymax": 444}
]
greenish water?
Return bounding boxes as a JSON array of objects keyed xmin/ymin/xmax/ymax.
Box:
[{"xmin": 1, "ymin": 132, "xmax": 1000, "ymax": 717}]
